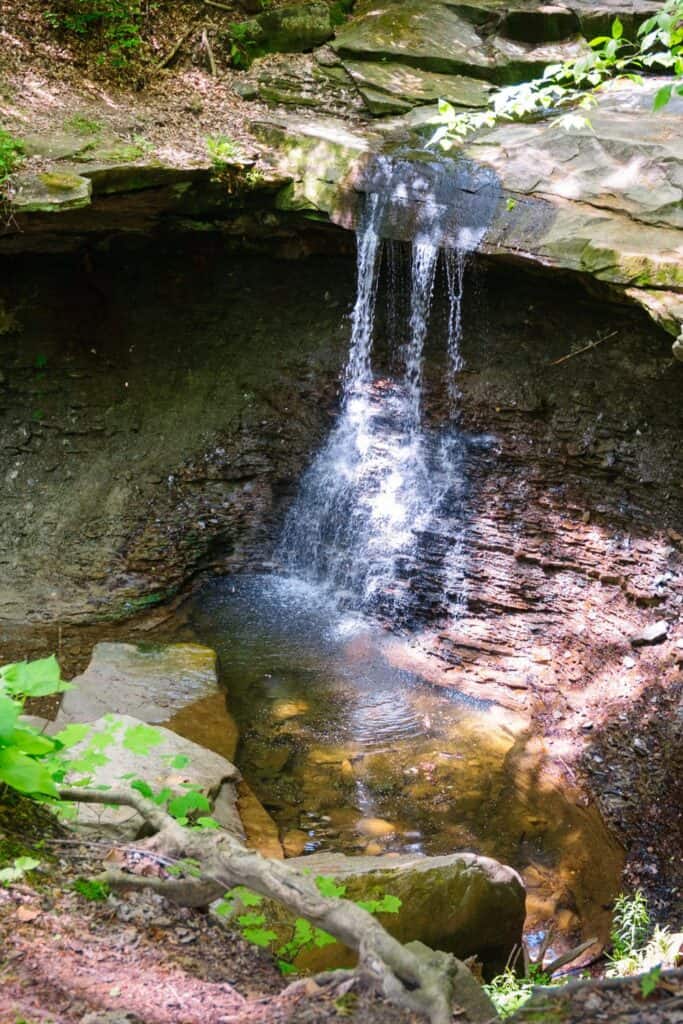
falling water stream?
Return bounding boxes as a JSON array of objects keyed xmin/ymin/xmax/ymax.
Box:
[{"xmin": 180, "ymin": 156, "xmax": 623, "ymax": 956}]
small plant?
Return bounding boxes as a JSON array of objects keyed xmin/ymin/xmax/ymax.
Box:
[
  {"xmin": 611, "ymin": 890, "xmax": 651, "ymax": 960},
  {"xmin": 0, "ymin": 129, "xmax": 23, "ymax": 187},
  {"xmin": 484, "ymin": 963, "xmax": 553, "ymax": 1018},
  {"xmin": 226, "ymin": 20, "xmax": 265, "ymax": 69},
  {"xmin": 206, "ymin": 134, "xmax": 244, "ymax": 169},
  {"xmin": 64, "ymin": 114, "xmax": 102, "ymax": 135},
  {"xmin": 606, "ymin": 890, "xmax": 682, "ymax": 980},
  {"xmin": 0, "ymin": 856, "xmax": 40, "ymax": 886},
  {"xmin": 0, "ymin": 655, "xmax": 72, "ymax": 797},
  {"xmin": 214, "ymin": 876, "xmax": 402, "ymax": 975},
  {"xmin": 72, "ymin": 877, "xmax": 110, "ymax": 901}
]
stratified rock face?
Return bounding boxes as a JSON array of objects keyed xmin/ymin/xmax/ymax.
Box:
[
  {"xmin": 271, "ymin": 849, "xmax": 525, "ymax": 972},
  {"xmin": 332, "ymin": 0, "xmax": 594, "ymax": 82},
  {"xmin": 251, "ymin": 74, "xmax": 683, "ymax": 344},
  {"xmin": 54, "ymin": 642, "xmax": 218, "ymax": 728},
  {"xmin": 61, "ymin": 713, "xmax": 245, "ymax": 841},
  {"xmin": 0, "ymin": 251, "xmax": 353, "ymax": 624}
]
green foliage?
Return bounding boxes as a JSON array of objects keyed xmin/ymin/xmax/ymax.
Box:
[
  {"xmin": 72, "ymin": 877, "xmax": 110, "ymax": 901},
  {"xmin": 611, "ymin": 890, "xmax": 651, "ymax": 959},
  {"xmin": 206, "ymin": 134, "xmax": 245, "ymax": 169},
  {"xmin": 226, "ymin": 21, "xmax": 265, "ymax": 69},
  {"xmin": 0, "ymin": 129, "xmax": 23, "ymax": 186},
  {"xmin": 606, "ymin": 890, "xmax": 681, "ymax": 979},
  {"xmin": 45, "ymin": 0, "xmax": 144, "ymax": 68},
  {"xmin": 63, "ymin": 114, "xmax": 102, "ymax": 135},
  {"xmin": 215, "ymin": 876, "xmax": 401, "ymax": 975},
  {"xmin": 0, "ymin": 856, "xmax": 40, "ymax": 886},
  {"xmin": 484, "ymin": 964, "xmax": 553, "ymax": 1018},
  {"xmin": 640, "ymin": 964, "xmax": 662, "ymax": 997},
  {"xmin": 0, "ymin": 656, "xmax": 72, "ymax": 798},
  {"xmin": 430, "ymin": 2, "xmax": 683, "ymax": 147}
]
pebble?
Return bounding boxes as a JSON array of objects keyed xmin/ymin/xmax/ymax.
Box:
[
  {"xmin": 630, "ymin": 620, "xmax": 669, "ymax": 646},
  {"xmin": 633, "ymin": 737, "xmax": 648, "ymax": 756}
]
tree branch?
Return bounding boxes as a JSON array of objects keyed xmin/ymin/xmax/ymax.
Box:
[{"xmin": 57, "ymin": 785, "xmax": 497, "ymax": 1024}]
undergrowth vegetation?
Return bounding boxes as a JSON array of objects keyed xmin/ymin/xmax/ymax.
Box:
[
  {"xmin": 45, "ymin": 0, "xmax": 144, "ymax": 68},
  {"xmin": 484, "ymin": 890, "xmax": 682, "ymax": 1018},
  {"xmin": 214, "ymin": 876, "xmax": 401, "ymax": 975},
  {"xmin": 0, "ymin": 129, "xmax": 23, "ymax": 190}
]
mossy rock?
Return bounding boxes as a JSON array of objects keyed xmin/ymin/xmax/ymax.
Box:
[
  {"xmin": 226, "ymin": 1, "xmax": 334, "ymax": 64},
  {"xmin": 237, "ymin": 850, "xmax": 526, "ymax": 975},
  {"xmin": 13, "ymin": 171, "xmax": 91, "ymax": 212}
]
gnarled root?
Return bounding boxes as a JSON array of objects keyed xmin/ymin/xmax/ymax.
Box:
[{"xmin": 58, "ymin": 786, "xmax": 498, "ymax": 1024}]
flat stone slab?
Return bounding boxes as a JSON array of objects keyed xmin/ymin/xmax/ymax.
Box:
[
  {"xmin": 13, "ymin": 172, "xmax": 91, "ymax": 213},
  {"xmin": 54, "ymin": 642, "xmax": 219, "ymax": 729},
  {"xmin": 332, "ymin": 0, "xmax": 590, "ymax": 82},
  {"xmin": 61, "ymin": 713, "xmax": 244, "ymax": 841},
  {"xmin": 342, "ymin": 60, "xmax": 492, "ymax": 114}
]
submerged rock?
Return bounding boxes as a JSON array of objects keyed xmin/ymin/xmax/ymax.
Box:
[{"xmin": 266, "ymin": 849, "xmax": 525, "ymax": 973}]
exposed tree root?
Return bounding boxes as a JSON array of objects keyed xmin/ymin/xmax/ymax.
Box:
[{"xmin": 58, "ymin": 786, "xmax": 497, "ymax": 1024}]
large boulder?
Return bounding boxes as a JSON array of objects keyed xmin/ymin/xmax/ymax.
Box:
[
  {"xmin": 252, "ymin": 850, "xmax": 525, "ymax": 973},
  {"xmin": 61, "ymin": 713, "xmax": 245, "ymax": 842},
  {"xmin": 53, "ymin": 642, "xmax": 220, "ymax": 728}
]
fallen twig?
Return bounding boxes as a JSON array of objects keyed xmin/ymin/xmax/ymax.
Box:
[
  {"xmin": 549, "ymin": 330, "xmax": 618, "ymax": 366},
  {"xmin": 155, "ymin": 24, "xmax": 196, "ymax": 71},
  {"xmin": 204, "ymin": 0, "xmax": 233, "ymax": 10},
  {"xmin": 201, "ymin": 28, "xmax": 217, "ymax": 76}
]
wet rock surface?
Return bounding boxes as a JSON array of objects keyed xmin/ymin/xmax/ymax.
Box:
[{"xmin": 54, "ymin": 641, "xmax": 219, "ymax": 728}]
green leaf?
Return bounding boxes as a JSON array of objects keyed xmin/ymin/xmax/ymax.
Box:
[
  {"xmin": 640, "ymin": 964, "xmax": 661, "ymax": 997},
  {"xmin": 292, "ymin": 918, "xmax": 314, "ymax": 946},
  {"xmin": 122, "ymin": 723, "xmax": 163, "ymax": 755},
  {"xmin": 13, "ymin": 856, "xmax": 40, "ymax": 872},
  {"xmin": 227, "ymin": 886, "xmax": 263, "ymax": 907},
  {"xmin": 313, "ymin": 928, "xmax": 336, "ymax": 948},
  {"xmin": 168, "ymin": 754, "xmax": 190, "ymax": 769},
  {"xmin": 653, "ymin": 83, "xmax": 673, "ymax": 109},
  {"xmin": 0, "ymin": 694, "xmax": 20, "ymax": 743},
  {"xmin": 237, "ymin": 912, "xmax": 266, "ymax": 927},
  {"xmin": 0, "ymin": 855, "xmax": 39, "ymax": 885},
  {"xmin": 9, "ymin": 727, "xmax": 55, "ymax": 756},
  {"xmin": 0, "ymin": 655, "xmax": 70, "ymax": 698},
  {"xmin": 242, "ymin": 927, "xmax": 278, "ymax": 947},
  {"xmin": 130, "ymin": 778, "xmax": 154, "ymax": 798},
  {"xmin": 195, "ymin": 816, "xmax": 221, "ymax": 830},
  {"xmin": 373, "ymin": 894, "xmax": 402, "ymax": 914},
  {"xmin": 278, "ymin": 960, "xmax": 298, "ymax": 975},
  {"xmin": 315, "ymin": 875, "xmax": 347, "ymax": 899},
  {"xmin": 612, "ymin": 16, "xmax": 623, "ymax": 39},
  {"xmin": 0, "ymin": 747, "xmax": 58, "ymax": 796},
  {"xmin": 53, "ymin": 723, "xmax": 91, "ymax": 749},
  {"xmin": 167, "ymin": 789, "xmax": 210, "ymax": 821}
]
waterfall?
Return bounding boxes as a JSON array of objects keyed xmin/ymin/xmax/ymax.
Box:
[{"xmin": 278, "ymin": 156, "xmax": 494, "ymax": 622}]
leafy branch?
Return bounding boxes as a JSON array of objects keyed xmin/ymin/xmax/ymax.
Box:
[{"xmin": 429, "ymin": 1, "xmax": 683, "ymax": 148}]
